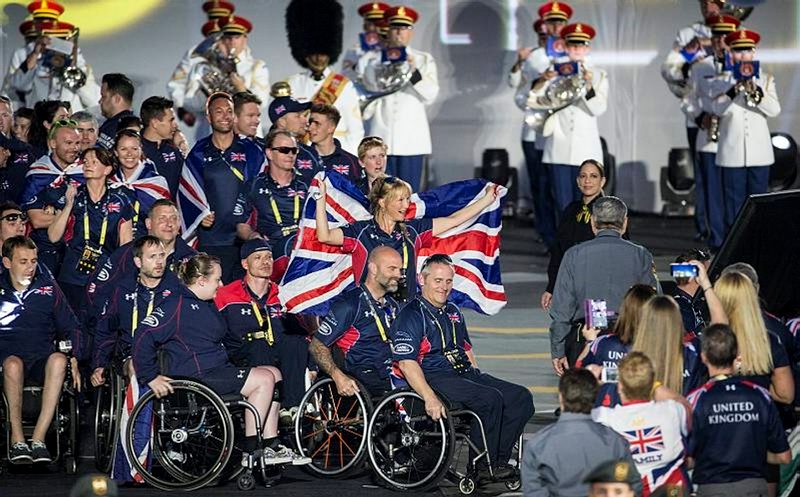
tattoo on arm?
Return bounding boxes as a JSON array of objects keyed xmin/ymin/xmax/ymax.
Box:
[{"xmin": 310, "ymin": 338, "xmax": 339, "ymax": 377}]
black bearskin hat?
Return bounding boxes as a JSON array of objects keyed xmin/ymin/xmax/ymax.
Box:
[{"xmin": 286, "ymin": 0, "xmax": 344, "ymax": 68}]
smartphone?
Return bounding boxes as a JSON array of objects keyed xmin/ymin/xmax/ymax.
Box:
[
  {"xmin": 601, "ymin": 367, "xmax": 619, "ymax": 383},
  {"xmin": 584, "ymin": 299, "xmax": 608, "ymax": 329},
  {"xmin": 670, "ymin": 263, "xmax": 699, "ymax": 279}
]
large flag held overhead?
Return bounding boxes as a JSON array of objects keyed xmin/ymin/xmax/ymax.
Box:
[{"xmin": 280, "ymin": 172, "xmax": 507, "ymax": 316}]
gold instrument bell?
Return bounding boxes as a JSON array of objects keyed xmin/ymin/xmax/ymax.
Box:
[{"xmin": 270, "ymin": 81, "xmax": 292, "ymax": 98}]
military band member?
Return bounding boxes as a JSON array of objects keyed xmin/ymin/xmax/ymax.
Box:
[
  {"xmin": 511, "ymin": 1, "xmax": 573, "ymax": 249},
  {"xmin": 528, "ymin": 22, "xmax": 608, "ymax": 215},
  {"xmin": 182, "ymin": 15, "xmax": 270, "ymax": 141},
  {"xmin": 357, "ymin": 5, "xmax": 439, "ymax": 192},
  {"xmin": 2, "ymin": 16, "xmax": 43, "ymax": 110},
  {"xmin": 711, "ymin": 29, "xmax": 780, "ymax": 233},
  {"xmin": 681, "ymin": 15, "xmax": 740, "ymax": 251},
  {"xmin": 7, "ymin": 16, "xmax": 101, "ymax": 113},
  {"xmin": 341, "ymin": 2, "xmax": 391, "ymax": 83},
  {"xmin": 166, "ymin": 0, "xmax": 235, "ymax": 129},
  {"xmin": 285, "ymin": 0, "xmax": 365, "ymax": 155}
]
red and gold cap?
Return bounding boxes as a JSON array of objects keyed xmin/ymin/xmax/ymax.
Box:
[
  {"xmin": 358, "ymin": 2, "xmax": 391, "ymax": 21},
  {"xmin": 202, "ymin": 1, "xmax": 235, "ymax": 20},
  {"xmin": 19, "ymin": 19, "xmax": 38, "ymax": 38},
  {"xmin": 201, "ymin": 19, "xmax": 221, "ymax": 37},
  {"xmin": 561, "ymin": 22, "xmax": 596, "ymax": 44},
  {"xmin": 27, "ymin": 0, "xmax": 65, "ymax": 20},
  {"xmin": 705, "ymin": 14, "xmax": 740, "ymax": 35},
  {"xmin": 38, "ymin": 19, "xmax": 75, "ymax": 38},
  {"xmin": 538, "ymin": 2, "xmax": 572, "ymax": 22},
  {"xmin": 219, "ymin": 15, "xmax": 252, "ymax": 35},
  {"xmin": 725, "ymin": 29, "xmax": 760, "ymax": 50},
  {"xmin": 375, "ymin": 18, "xmax": 389, "ymax": 36},
  {"xmin": 533, "ymin": 18, "xmax": 545, "ymax": 34},
  {"xmin": 385, "ymin": 5, "xmax": 419, "ymax": 27}
]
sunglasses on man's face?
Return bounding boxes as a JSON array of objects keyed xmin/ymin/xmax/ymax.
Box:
[
  {"xmin": 0, "ymin": 213, "xmax": 27, "ymax": 223},
  {"xmin": 271, "ymin": 146, "xmax": 299, "ymax": 155}
]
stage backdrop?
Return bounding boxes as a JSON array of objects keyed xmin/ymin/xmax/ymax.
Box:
[{"xmin": 1, "ymin": 0, "xmax": 798, "ymax": 212}]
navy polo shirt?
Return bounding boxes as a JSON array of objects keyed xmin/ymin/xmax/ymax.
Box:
[
  {"xmin": 142, "ymin": 136, "xmax": 184, "ymax": 198},
  {"xmin": 317, "ymin": 287, "xmax": 398, "ymax": 375},
  {"xmin": 340, "ymin": 218, "xmax": 434, "ymax": 296},
  {"xmin": 688, "ymin": 376, "xmax": 789, "ymax": 484},
  {"xmin": 390, "ymin": 296, "xmax": 472, "ymax": 377},
  {"xmin": 739, "ymin": 331, "xmax": 790, "ymax": 390},
  {"xmin": 0, "ymin": 135, "xmax": 34, "ymax": 203},
  {"xmin": 23, "ymin": 178, "xmax": 69, "ymax": 254},
  {"xmin": 0, "ymin": 271, "xmax": 83, "ymax": 364},
  {"xmin": 97, "ymin": 109, "xmax": 134, "ymax": 150},
  {"xmin": 292, "ymin": 143, "xmax": 322, "ymax": 185},
  {"xmin": 582, "ymin": 334, "xmax": 630, "ymax": 369},
  {"xmin": 92, "ymin": 271, "xmax": 181, "ymax": 369},
  {"xmin": 190, "ymin": 136, "xmax": 264, "ymax": 246},
  {"xmin": 242, "ymin": 171, "xmax": 309, "ymax": 240},
  {"xmin": 58, "ymin": 185, "xmax": 135, "ymax": 286},
  {"xmin": 315, "ymin": 139, "xmax": 363, "ymax": 185}
]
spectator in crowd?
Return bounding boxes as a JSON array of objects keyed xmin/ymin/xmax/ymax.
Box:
[
  {"xmin": 522, "ymin": 368, "xmax": 640, "ymax": 497},
  {"xmin": 593, "ymin": 352, "xmax": 691, "ymax": 495},
  {"xmin": 688, "ymin": 324, "xmax": 791, "ymax": 497},
  {"xmin": 668, "ymin": 249, "xmax": 712, "ymax": 337},
  {"xmin": 584, "ymin": 459, "xmax": 642, "ymax": 497},
  {"xmin": 71, "ymin": 111, "xmax": 98, "ymax": 153},
  {"xmin": 549, "ymin": 196, "xmax": 658, "ymax": 374}
]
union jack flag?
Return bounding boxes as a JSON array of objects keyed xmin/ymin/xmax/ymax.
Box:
[
  {"xmin": 624, "ymin": 426, "xmax": 665, "ymax": 454},
  {"xmin": 230, "ymin": 152, "xmax": 247, "ymax": 162},
  {"xmin": 13, "ymin": 153, "xmax": 29, "ymax": 164},
  {"xmin": 286, "ymin": 188, "xmax": 305, "ymax": 198},
  {"xmin": 112, "ymin": 375, "xmax": 151, "ymax": 483},
  {"xmin": 296, "ymin": 159, "xmax": 313, "ymax": 170},
  {"xmin": 106, "ymin": 202, "xmax": 121, "ymax": 214},
  {"xmin": 447, "ymin": 312, "xmax": 461, "ymax": 323},
  {"xmin": 331, "ymin": 164, "xmax": 350, "ymax": 175},
  {"xmin": 111, "ymin": 160, "xmax": 170, "ymax": 216},
  {"xmin": 269, "ymin": 307, "xmax": 283, "ymax": 318},
  {"xmin": 33, "ymin": 286, "xmax": 53, "ymax": 296},
  {"xmin": 21, "ymin": 156, "xmax": 85, "ymax": 206},
  {"xmin": 161, "ymin": 151, "xmax": 177, "ymax": 162},
  {"xmin": 279, "ymin": 172, "xmax": 507, "ymax": 316}
]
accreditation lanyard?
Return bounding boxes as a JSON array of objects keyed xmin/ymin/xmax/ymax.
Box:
[
  {"xmin": 269, "ymin": 192, "xmax": 300, "ymax": 228},
  {"xmin": 250, "ymin": 300, "xmax": 274, "ymax": 346},
  {"xmin": 363, "ymin": 291, "xmax": 395, "ymax": 343},
  {"xmin": 421, "ymin": 302, "xmax": 457, "ymax": 350},
  {"xmin": 219, "ymin": 150, "xmax": 245, "ymax": 182},
  {"xmin": 132, "ymin": 200, "xmax": 140, "ymax": 232},
  {"xmin": 84, "ymin": 201, "xmax": 109, "ymax": 247},
  {"xmin": 131, "ymin": 287, "xmax": 155, "ymax": 336}
]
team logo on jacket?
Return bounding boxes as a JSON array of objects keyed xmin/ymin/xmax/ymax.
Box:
[
  {"xmin": 124, "ymin": 292, "xmax": 136, "ymax": 301},
  {"xmin": 161, "ymin": 151, "xmax": 177, "ymax": 162},
  {"xmin": 191, "ymin": 303, "xmax": 199, "ymax": 310},
  {"xmin": 392, "ymin": 343, "xmax": 415, "ymax": 355},
  {"xmin": 162, "ymin": 290, "xmax": 171, "ymax": 297},
  {"xmin": 14, "ymin": 154, "xmax": 29, "ymax": 164},
  {"xmin": 447, "ymin": 312, "xmax": 460, "ymax": 323},
  {"xmin": 296, "ymin": 159, "xmax": 312, "ymax": 170},
  {"xmin": 269, "ymin": 307, "xmax": 283, "ymax": 318},
  {"xmin": 33, "ymin": 286, "xmax": 53, "ymax": 296},
  {"xmin": 286, "ymin": 188, "xmax": 305, "ymax": 198},
  {"xmin": 331, "ymin": 164, "xmax": 349, "ymax": 175},
  {"xmin": 141, "ymin": 314, "xmax": 159, "ymax": 327},
  {"xmin": 318, "ymin": 320, "xmax": 332, "ymax": 336},
  {"xmin": 97, "ymin": 268, "xmax": 110, "ymax": 282},
  {"xmin": 230, "ymin": 152, "xmax": 247, "ymax": 162},
  {"xmin": 106, "ymin": 202, "xmax": 121, "ymax": 214},
  {"xmin": 241, "ymin": 308, "xmax": 252, "ymax": 315}
]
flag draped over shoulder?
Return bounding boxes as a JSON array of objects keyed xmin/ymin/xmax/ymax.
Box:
[
  {"xmin": 279, "ymin": 172, "xmax": 507, "ymax": 316},
  {"xmin": 20, "ymin": 157, "xmax": 85, "ymax": 204},
  {"xmin": 112, "ymin": 376, "xmax": 151, "ymax": 483},
  {"xmin": 111, "ymin": 160, "xmax": 171, "ymax": 209}
]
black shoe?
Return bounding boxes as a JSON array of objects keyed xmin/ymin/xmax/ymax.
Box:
[
  {"xmin": 9, "ymin": 442, "xmax": 32, "ymax": 464},
  {"xmin": 693, "ymin": 232, "xmax": 709, "ymax": 242},
  {"xmin": 492, "ymin": 464, "xmax": 517, "ymax": 481},
  {"xmin": 30, "ymin": 440, "xmax": 52, "ymax": 463}
]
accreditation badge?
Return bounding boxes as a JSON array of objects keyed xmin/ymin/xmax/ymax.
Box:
[{"xmin": 76, "ymin": 244, "xmax": 103, "ymax": 275}]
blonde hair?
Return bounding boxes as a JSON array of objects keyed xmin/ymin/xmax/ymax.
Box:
[
  {"xmin": 618, "ymin": 352, "xmax": 655, "ymax": 401},
  {"xmin": 714, "ymin": 271, "xmax": 772, "ymax": 376},
  {"xmin": 632, "ymin": 296, "xmax": 685, "ymax": 394},
  {"xmin": 368, "ymin": 176, "xmax": 412, "ymax": 217},
  {"xmin": 357, "ymin": 136, "xmax": 388, "ymax": 161}
]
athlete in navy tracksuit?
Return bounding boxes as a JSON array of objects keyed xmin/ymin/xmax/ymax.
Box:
[
  {"xmin": 91, "ymin": 237, "xmax": 182, "ymax": 385},
  {"xmin": 391, "ymin": 255, "xmax": 533, "ymax": 479},
  {"xmin": 215, "ymin": 239, "xmax": 310, "ymax": 408}
]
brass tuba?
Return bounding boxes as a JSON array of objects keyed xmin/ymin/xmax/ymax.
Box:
[
  {"xmin": 192, "ymin": 35, "xmax": 240, "ymax": 95},
  {"xmin": 525, "ymin": 62, "xmax": 587, "ymax": 135},
  {"xmin": 354, "ymin": 50, "xmax": 413, "ymax": 111}
]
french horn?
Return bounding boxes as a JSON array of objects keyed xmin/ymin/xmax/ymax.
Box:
[{"xmin": 525, "ymin": 62, "xmax": 588, "ymax": 136}]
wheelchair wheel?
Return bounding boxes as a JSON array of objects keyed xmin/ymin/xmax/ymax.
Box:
[
  {"xmin": 294, "ymin": 377, "xmax": 372, "ymax": 477},
  {"xmin": 125, "ymin": 380, "xmax": 234, "ymax": 491},
  {"xmin": 367, "ymin": 390, "xmax": 454, "ymax": 491},
  {"xmin": 94, "ymin": 372, "xmax": 123, "ymax": 473}
]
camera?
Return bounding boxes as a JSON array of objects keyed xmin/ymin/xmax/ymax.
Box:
[{"xmin": 670, "ymin": 263, "xmax": 698, "ymax": 279}]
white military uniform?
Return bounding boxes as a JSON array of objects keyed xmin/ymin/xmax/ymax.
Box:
[
  {"xmin": 6, "ymin": 42, "xmax": 101, "ymax": 112},
  {"xmin": 510, "ymin": 47, "xmax": 550, "ymax": 146},
  {"xmin": 182, "ymin": 46, "xmax": 270, "ymax": 140},
  {"xmin": 167, "ymin": 45, "xmax": 198, "ymax": 109},
  {"xmin": 341, "ymin": 43, "xmax": 366, "ymax": 83},
  {"xmin": 287, "ymin": 67, "xmax": 365, "ymax": 154},
  {"xmin": 711, "ymin": 70, "xmax": 780, "ymax": 167},
  {"xmin": 527, "ymin": 60, "xmax": 608, "ymax": 166},
  {"xmin": 661, "ymin": 23, "xmax": 712, "ymax": 131},
  {"xmin": 357, "ymin": 46, "xmax": 438, "ymax": 156},
  {"xmin": 682, "ymin": 56, "xmax": 719, "ymax": 154}
]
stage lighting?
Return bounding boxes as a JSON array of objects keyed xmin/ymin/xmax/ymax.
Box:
[
  {"xmin": 660, "ymin": 148, "xmax": 695, "ymax": 216},
  {"xmin": 479, "ymin": 149, "xmax": 517, "ymax": 217},
  {"xmin": 600, "ymin": 137, "xmax": 616, "ymax": 195},
  {"xmin": 769, "ymin": 132, "xmax": 798, "ymax": 192}
]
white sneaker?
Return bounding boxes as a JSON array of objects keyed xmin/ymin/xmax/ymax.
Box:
[
  {"xmin": 275, "ymin": 444, "xmax": 311, "ymax": 466},
  {"xmin": 261, "ymin": 446, "xmax": 294, "ymax": 466}
]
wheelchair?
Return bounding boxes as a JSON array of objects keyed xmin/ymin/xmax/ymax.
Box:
[
  {"xmin": 93, "ymin": 363, "xmax": 127, "ymax": 473},
  {"xmin": 295, "ymin": 378, "xmax": 522, "ymax": 494},
  {"xmin": 124, "ymin": 378, "xmax": 285, "ymax": 491},
  {"xmin": 0, "ymin": 346, "xmax": 80, "ymax": 475}
]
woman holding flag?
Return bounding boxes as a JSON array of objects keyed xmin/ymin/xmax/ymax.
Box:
[
  {"xmin": 315, "ymin": 175, "xmax": 498, "ymax": 301},
  {"xmin": 112, "ymin": 129, "xmax": 171, "ymax": 238},
  {"xmin": 47, "ymin": 146, "xmax": 134, "ymax": 310}
]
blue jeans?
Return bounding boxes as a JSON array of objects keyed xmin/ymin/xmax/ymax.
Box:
[
  {"xmin": 522, "ymin": 141, "xmax": 556, "ymax": 247},
  {"xmin": 386, "ymin": 155, "xmax": 425, "ymax": 192}
]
